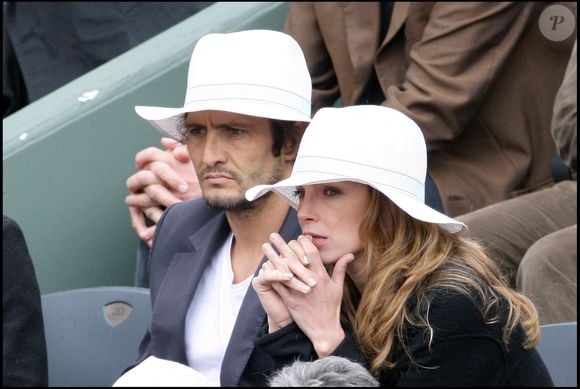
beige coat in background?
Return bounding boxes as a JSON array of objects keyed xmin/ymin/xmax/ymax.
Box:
[{"xmin": 285, "ymin": 2, "xmax": 577, "ymax": 216}]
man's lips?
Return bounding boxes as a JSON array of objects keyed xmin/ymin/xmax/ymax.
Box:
[{"xmin": 203, "ymin": 174, "xmax": 233, "ymax": 184}]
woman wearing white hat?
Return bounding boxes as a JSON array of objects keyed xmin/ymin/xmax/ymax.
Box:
[{"xmin": 247, "ymin": 105, "xmax": 552, "ymax": 386}]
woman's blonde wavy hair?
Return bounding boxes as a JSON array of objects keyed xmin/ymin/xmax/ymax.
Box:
[{"xmin": 341, "ymin": 189, "xmax": 540, "ymax": 375}]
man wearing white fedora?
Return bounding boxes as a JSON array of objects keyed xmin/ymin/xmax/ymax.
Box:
[{"xmin": 122, "ymin": 30, "xmax": 312, "ymax": 386}]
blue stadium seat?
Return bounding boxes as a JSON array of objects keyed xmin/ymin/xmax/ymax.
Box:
[
  {"xmin": 41, "ymin": 286, "xmax": 151, "ymax": 387},
  {"xmin": 536, "ymin": 321, "xmax": 577, "ymax": 387}
]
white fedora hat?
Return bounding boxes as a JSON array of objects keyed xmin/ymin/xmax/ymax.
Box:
[
  {"xmin": 135, "ymin": 29, "xmax": 312, "ymax": 140},
  {"xmin": 246, "ymin": 105, "xmax": 466, "ymax": 233}
]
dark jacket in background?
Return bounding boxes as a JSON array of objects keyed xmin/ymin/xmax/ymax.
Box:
[
  {"xmin": 3, "ymin": 2, "xmax": 213, "ymax": 117},
  {"xmin": 3, "ymin": 215, "xmax": 48, "ymax": 387}
]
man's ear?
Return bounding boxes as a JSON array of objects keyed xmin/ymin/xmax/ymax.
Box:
[{"xmin": 283, "ymin": 122, "xmax": 308, "ymax": 163}]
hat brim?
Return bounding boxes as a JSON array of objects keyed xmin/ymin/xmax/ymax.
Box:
[
  {"xmin": 135, "ymin": 100, "xmax": 311, "ymax": 140},
  {"xmin": 246, "ymin": 172, "xmax": 466, "ymax": 234}
]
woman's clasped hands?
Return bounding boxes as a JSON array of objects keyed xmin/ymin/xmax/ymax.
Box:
[{"xmin": 251, "ymin": 232, "xmax": 354, "ymax": 357}]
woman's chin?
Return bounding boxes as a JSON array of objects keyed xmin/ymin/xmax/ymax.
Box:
[{"xmin": 320, "ymin": 252, "xmax": 341, "ymax": 266}]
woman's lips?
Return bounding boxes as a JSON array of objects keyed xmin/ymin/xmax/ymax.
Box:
[{"xmin": 304, "ymin": 233, "xmax": 327, "ymax": 248}]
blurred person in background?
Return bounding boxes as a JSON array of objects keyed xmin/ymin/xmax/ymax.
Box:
[
  {"xmin": 457, "ymin": 40, "xmax": 577, "ymax": 324},
  {"xmin": 3, "ymin": 215, "xmax": 48, "ymax": 387},
  {"xmin": 3, "ymin": 1, "xmax": 213, "ymax": 118},
  {"xmin": 284, "ymin": 2, "xmax": 576, "ymax": 216}
]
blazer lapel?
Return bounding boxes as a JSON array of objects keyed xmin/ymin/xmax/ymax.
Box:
[
  {"xmin": 342, "ymin": 2, "xmax": 381, "ymax": 103},
  {"xmin": 379, "ymin": 2, "xmax": 409, "ymax": 51},
  {"xmin": 220, "ymin": 209, "xmax": 300, "ymax": 387},
  {"xmin": 151, "ymin": 212, "xmax": 230, "ymax": 363}
]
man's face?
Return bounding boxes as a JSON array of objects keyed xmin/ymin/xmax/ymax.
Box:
[{"xmin": 183, "ymin": 110, "xmax": 286, "ymax": 210}]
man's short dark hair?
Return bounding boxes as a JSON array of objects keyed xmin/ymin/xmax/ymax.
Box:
[{"xmin": 269, "ymin": 119, "xmax": 302, "ymax": 158}]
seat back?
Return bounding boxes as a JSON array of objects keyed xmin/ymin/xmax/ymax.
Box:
[
  {"xmin": 41, "ymin": 286, "xmax": 151, "ymax": 387},
  {"xmin": 536, "ymin": 321, "xmax": 577, "ymax": 387}
]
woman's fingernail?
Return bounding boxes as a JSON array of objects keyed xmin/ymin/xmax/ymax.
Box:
[
  {"xmin": 303, "ymin": 255, "xmax": 309, "ymax": 265},
  {"xmin": 262, "ymin": 243, "xmax": 271, "ymax": 252}
]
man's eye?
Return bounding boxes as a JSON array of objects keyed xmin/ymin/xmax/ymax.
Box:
[
  {"xmin": 226, "ymin": 127, "xmax": 244, "ymax": 136},
  {"xmin": 186, "ymin": 127, "xmax": 205, "ymax": 137}
]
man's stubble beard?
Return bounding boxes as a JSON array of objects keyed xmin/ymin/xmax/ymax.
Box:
[{"xmin": 203, "ymin": 163, "xmax": 285, "ymax": 212}]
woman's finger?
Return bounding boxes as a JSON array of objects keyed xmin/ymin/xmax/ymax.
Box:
[
  {"xmin": 263, "ymin": 241, "xmax": 317, "ymax": 288},
  {"xmin": 269, "ymin": 233, "xmax": 303, "ymax": 262},
  {"xmin": 261, "ymin": 261, "xmax": 312, "ymax": 294},
  {"xmin": 262, "ymin": 243, "xmax": 290, "ymax": 271},
  {"xmin": 297, "ymin": 235, "xmax": 327, "ymax": 272},
  {"xmin": 287, "ymin": 239, "xmax": 309, "ymax": 265}
]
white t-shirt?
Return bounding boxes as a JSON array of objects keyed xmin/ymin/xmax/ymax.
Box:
[{"xmin": 184, "ymin": 233, "xmax": 253, "ymax": 386}]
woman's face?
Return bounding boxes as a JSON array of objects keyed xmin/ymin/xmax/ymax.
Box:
[{"xmin": 296, "ymin": 181, "xmax": 371, "ymax": 264}]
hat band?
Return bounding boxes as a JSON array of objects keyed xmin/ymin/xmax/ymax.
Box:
[
  {"xmin": 292, "ymin": 155, "xmax": 425, "ymax": 201},
  {"xmin": 184, "ymin": 83, "xmax": 311, "ymax": 117}
]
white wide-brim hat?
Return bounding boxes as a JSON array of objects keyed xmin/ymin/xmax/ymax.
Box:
[
  {"xmin": 135, "ymin": 30, "xmax": 312, "ymax": 140},
  {"xmin": 246, "ymin": 106, "xmax": 466, "ymax": 233}
]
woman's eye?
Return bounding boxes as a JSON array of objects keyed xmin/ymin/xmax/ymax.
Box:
[
  {"xmin": 323, "ymin": 188, "xmax": 340, "ymax": 197},
  {"xmin": 293, "ymin": 189, "xmax": 305, "ymax": 198}
]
